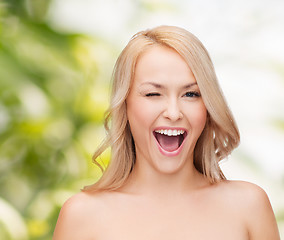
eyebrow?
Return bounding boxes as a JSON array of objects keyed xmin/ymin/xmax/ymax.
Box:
[{"xmin": 140, "ymin": 81, "xmax": 197, "ymax": 89}]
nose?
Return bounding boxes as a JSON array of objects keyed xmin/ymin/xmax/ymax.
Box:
[{"xmin": 163, "ymin": 98, "xmax": 183, "ymax": 121}]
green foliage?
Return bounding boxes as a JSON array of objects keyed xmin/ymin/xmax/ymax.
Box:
[{"xmin": 0, "ymin": 1, "xmax": 113, "ymax": 239}]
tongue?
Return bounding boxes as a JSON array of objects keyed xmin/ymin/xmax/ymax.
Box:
[{"xmin": 156, "ymin": 133, "xmax": 179, "ymax": 152}]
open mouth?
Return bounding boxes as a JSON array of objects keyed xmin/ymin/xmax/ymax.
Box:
[{"xmin": 153, "ymin": 129, "xmax": 187, "ymax": 152}]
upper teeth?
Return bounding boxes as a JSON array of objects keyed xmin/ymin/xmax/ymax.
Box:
[{"xmin": 155, "ymin": 129, "xmax": 185, "ymax": 136}]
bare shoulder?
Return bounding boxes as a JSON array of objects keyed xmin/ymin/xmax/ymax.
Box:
[
  {"xmin": 214, "ymin": 180, "xmax": 280, "ymax": 240},
  {"xmin": 207, "ymin": 180, "xmax": 269, "ymax": 210},
  {"xmin": 214, "ymin": 180, "xmax": 274, "ymax": 216},
  {"xmin": 53, "ymin": 191, "xmax": 104, "ymax": 240},
  {"xmin": 214, "ymin": 180, "xmax": 269, "ymax": 197},
  {"xmin": 216, "ymin": 180, "xmax": 274, "ymax": 208}
]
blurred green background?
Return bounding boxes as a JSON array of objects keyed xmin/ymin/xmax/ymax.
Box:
[
  {"xmin": 0, "ymin": 0, "xmax": 113, "ymax": 239},
  {"xmin": 0, "ymin": 0, "xmax": 283, "ymax": 239}
]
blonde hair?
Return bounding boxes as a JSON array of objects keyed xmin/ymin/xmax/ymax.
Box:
[{"xmin": 84, "ymin": 25, "xmax": 240, "ymax": 192}]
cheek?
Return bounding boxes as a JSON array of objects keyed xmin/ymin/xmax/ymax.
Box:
[
  {"xmin": 126, "ymin": 98, "xmax": 159, "ymax": 141},
  {"xmin": 187, "ymin": 103, "xmax": 207, "ymax": 131}
]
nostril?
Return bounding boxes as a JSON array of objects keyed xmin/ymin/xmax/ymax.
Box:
[{"xmin": 163, "ymin": 108, "xmax": 183, "ymax": 121}]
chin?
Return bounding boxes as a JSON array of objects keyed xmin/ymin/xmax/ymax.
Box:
[{"xmin": 151, "ymin": 153, "xmax": 190, "ymax": 175}]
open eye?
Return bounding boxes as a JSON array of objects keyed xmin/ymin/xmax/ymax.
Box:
[
  {"xmin": 145, "ymin": 92, "xmax": 161, "ymax": 97},
  {"xmin": 183, "ymin": 91, "xmax": 201, "ymax": 98}
]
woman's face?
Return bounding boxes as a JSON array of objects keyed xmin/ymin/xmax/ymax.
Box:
[{"xmin": 126, "ymin": 45, "xmax": 207, "ymax": 175}]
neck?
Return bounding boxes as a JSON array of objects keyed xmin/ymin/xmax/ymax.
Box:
[{"xmin": 120, "ymin": 158, "xmax": 209, "ymax": 198}]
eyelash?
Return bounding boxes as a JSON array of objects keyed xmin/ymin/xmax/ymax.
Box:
[
  {"xmin": 145, "ymin": 92, "xmax": 160, "ymax": 97},
  {"xmin": 183, "ymin": 91, "xmax": 201, "ymax": 98},
  {"xmin": 145, "ymin": 91, "xmax": 201, "ymax": 98}
]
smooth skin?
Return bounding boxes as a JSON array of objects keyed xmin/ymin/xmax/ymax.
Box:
[{"xmin": 53, "ymin": 46, "xmax": 280, "ymax": 240}]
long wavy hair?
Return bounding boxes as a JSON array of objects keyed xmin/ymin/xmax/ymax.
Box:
[{"xmin": 84, "ymin": 25, "xmax": 240, "ymax": 192}]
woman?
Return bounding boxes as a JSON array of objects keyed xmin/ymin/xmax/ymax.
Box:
[{"xmin": 53, "ymin": 26, "xmax": 280, "ymax": 239}]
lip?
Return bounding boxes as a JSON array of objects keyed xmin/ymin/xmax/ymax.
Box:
[{"xmin": 153, "ymin": 126, "xmax": 188, "ymax": 157}]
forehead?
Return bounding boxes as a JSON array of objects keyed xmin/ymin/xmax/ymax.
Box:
[{"xmin": 133, "ymin": 45, "xmax": 196, "ymax": 86}]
